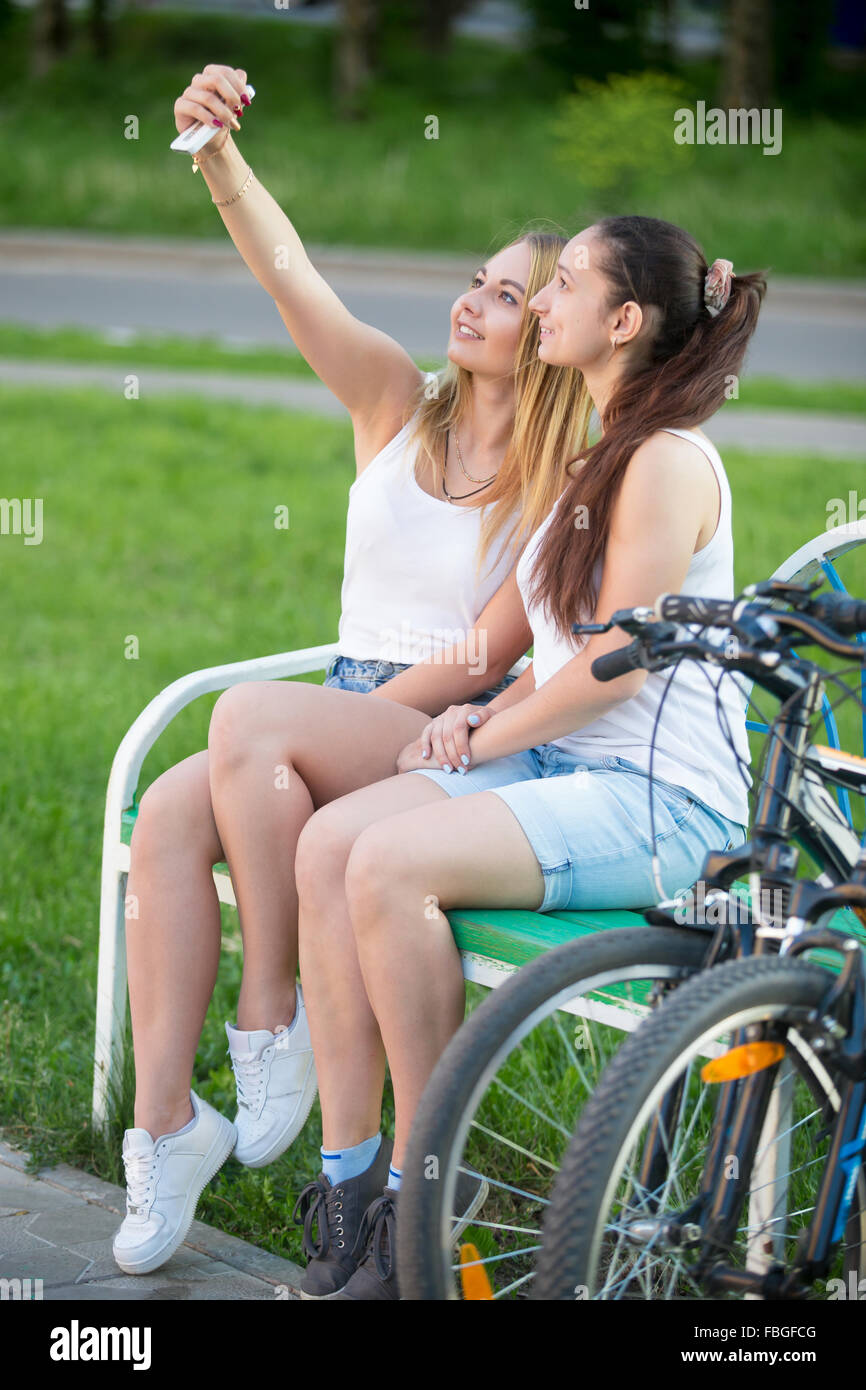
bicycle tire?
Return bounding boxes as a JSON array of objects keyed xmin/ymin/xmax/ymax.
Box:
[
  {"xmin": 397, "ymin": 924, "xmax": 713, "ymax": 1300},
  {"xmin": 534, "ymin": 954, "xmax": 866, "ymax": 1300}
]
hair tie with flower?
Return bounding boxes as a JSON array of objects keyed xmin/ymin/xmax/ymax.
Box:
[{"xmin": 704, "ymin": 258, "xmax": 735, "ymax": 316}]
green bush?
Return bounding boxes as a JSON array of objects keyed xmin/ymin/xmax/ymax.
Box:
[{"xmin": 551, "ymin": 70, "xmax": 695, "ymax": 209}]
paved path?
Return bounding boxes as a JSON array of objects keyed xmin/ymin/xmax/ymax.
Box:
[
  {"xmin": 0, "ymin": 1137, "xmax": 303, "ymax": 1301},
  {"xmin": 2, "ymin": 229, "xmax": 865, "ymax": 382},
  {"xmin": 2, "ymin": 357, "xmax": 864, "ymax": 457}
]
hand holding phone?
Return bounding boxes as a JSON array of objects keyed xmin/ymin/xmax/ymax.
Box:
[{"xmin": 172, "ymin": 67, "xmax": 255, "ymax": 155}]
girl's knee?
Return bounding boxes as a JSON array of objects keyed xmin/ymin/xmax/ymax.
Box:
[
  {"xmin": 344, "ymin": 825, "xmax": 396, "ymax": 918},
  {"xmin": 130, "ymin": 760, "xmax": 219, "ymax": 862},
  {"xmin": 208, "ymin": 685, "xmax": 262, "ymax": 770},
  {"xmin": 209, "ymin": 682, "xmax": 296, "ymax": 774},
  {"xmin": 295, "ymin": 807, "xmax": 355, "ymax": 900}
]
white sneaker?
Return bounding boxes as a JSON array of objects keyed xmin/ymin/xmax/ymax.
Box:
[
  {"xmin": 226, "ymin": 982, "xmax": 318, "ymax": 1168},
  {"xmin": 112, "ymin": 1090, "xmax": 236, "ymax": 1275}
]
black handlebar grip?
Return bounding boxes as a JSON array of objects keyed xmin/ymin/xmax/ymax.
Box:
[
  {"xmin": 591, "ymin": 642, "xmax": 643, "ymax": 682},
  {"xmin": 655, "ymin": 593, "xmax": 739, "ymax": 625},
  {"xmin": 809, "ymin": 593, "xmax": 866, "ymax": 638}
]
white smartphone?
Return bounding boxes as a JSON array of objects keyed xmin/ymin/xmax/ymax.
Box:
[{"xmin": 170, "ymin": 83, "xmax": 255, "ymax": 155}]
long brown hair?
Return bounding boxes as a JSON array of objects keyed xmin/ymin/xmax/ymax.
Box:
[
  {"xmin": 406, "ymin": 231, "xmax": 593, "ymax": 587},
  {"xmin": 526, "ymin": 215, "xmax": 767, "ymax": 640}
]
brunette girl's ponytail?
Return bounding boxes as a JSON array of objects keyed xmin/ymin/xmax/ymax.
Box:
[{"xmin": 526, "ymin": 215, "xmax": 767, "ymax": 642}]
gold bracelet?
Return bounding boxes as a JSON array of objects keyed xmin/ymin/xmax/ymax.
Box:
[
  {"xmin": 212, "ymin": 166, "xmax": 254, "ymax": 207},
  {"xmin": 191, "ymin": 129, "xmax": 230, "ymax": 173}
]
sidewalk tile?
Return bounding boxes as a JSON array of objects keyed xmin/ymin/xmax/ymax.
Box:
[{"xmin": 0, "ymin": 1246, "xmax": 91, "ymax": 1285}]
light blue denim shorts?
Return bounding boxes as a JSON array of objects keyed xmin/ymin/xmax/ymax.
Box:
[
  {"xmin": 408, "ymin": 744, "xmax": 748, "ymax": 914},
  {"xmin": 323, "ymin": 654, "xmax": 518, "ymax": 706}
]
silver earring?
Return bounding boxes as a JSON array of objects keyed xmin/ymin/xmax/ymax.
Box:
[{"xmin": 611, "ymin": 339, "xmax": 619, "ymax": 351}]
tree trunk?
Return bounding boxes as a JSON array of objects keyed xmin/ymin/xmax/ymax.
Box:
[
  {"xmin": 335, "ymin": 0, "xmax": 375, "ymax": 121},
  {"xmin": 723, "ymin": 0, "xmax": 773, "ymax": 108},
  {"xmin": 421, "ymin": 0, "xmax": 471, "ymax": 55},
  {"xmin": 89, "ymin": 0, "xmax": 112, "ymax": 61},
  {"xmin": 658, "ymin": 0, "xmax": 676, "ymax": 62},
  {"xmin": 30, "ymin": 0, "xmax": 71, "ymax": 79}
]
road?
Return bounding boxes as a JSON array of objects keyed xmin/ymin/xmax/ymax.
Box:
[{"xmin": 1, "ymin": 230, "xmax": 865, "ymax": 384}]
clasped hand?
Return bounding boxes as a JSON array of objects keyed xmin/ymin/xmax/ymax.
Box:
[{"xmin": 396, "ymin": 703, "xmax": 495, "ymax": 775}]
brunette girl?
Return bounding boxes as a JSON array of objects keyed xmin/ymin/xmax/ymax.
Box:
[{"xmin": 287, "ymin": 215, "xmax": 766, "ymax": 1299}]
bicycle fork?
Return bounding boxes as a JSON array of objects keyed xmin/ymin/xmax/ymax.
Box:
[{"xmin": 704, "ymin": 878, "xmax": 866, "ymax": 1297}]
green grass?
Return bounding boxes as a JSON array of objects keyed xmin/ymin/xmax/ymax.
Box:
[
  {"xmin": 3, "ymin": 11, "xmax": 866, "ymax": 275},
  {"xmin": 724, "ymin": 377, "xmax": 866, "ymax": 418},
  {"xmin": 3, "ymin": 322, "xmax": 866, "ymax": 417},
  {"xmin": 0, "ymin": 383, "xmax": 863, "ymax": 1262},
  {"xmin": 0, "ymin": 385, "xmax": 355, "ymax": 1259}
]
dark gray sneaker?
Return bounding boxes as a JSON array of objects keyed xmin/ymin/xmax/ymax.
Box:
[
  {"xmin": 331, "ymin": 1187, "xmax": 400, "ymax": 1301},
  {"xmin": 292, "ymin": 1136, "xmax": 393, "ymax": 1299},
  {"xmin": 330, "ymin": 1168, "xmax": 490, "ymax": 1302}
]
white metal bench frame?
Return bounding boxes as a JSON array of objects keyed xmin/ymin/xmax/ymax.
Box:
[{"xmin": 91, "ymin": 521, "xmax": 865, "ymax": 1131}]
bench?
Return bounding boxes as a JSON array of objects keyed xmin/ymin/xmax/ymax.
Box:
[{"xmin": 91, "ymin": 521, "xmax": 866, "ymax": 1131}]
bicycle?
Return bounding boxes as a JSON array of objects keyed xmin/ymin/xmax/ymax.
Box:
[
  {"xmin": 397, "ymin": 580, "xmax": 866, "ymax": 1300},
  {"xmin": 534, "ymin": 859, "xmax": 866, "ymax": 1300}
]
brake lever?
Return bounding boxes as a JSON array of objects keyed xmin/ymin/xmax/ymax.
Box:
[
  {"xmin": 772, "ymin": 610, "xmax": 866, "ymax": 661},
  {"xmin": 749, "ymin": 578, "xmax": 822, "ymax": 605},
  {"xmin": 572, "ymin": 605, "xmax": 656, "ymax": 639}
]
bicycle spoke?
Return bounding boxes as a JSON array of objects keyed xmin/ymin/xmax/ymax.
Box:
[
  {"xmin": 453, "ymin": 1168, "xmax": 551, "ymax": 1208},
  {"xmin": 459, "ymin": 1217, "xmax": 542, "ymax": 1236},
  {"xmin": 752, "ymin": 1104, "xmax": 822, "ymax": 1164},
  {"xmin": 468, "ymin": 1119, "xmax": 557, "ymax": 1172},
  {"xmin": 450, "ymin": 1245, "xmax": 542, "ymax": 1271},
  {"xmin": 489, "ymin": 1078, "xmax": 572, "ymax": 1139},
  {"xmin": 492, "ymin": 1270, "xmax": 535, "ymax": 1299}
]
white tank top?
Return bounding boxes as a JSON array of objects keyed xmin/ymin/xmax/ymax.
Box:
[
  {"xmin": 337, "ymin": 398, "xmax": 521, "ymax": 665},
  {"xmin": 516, "ymin": 427, "xmax": 752, "ymax": 826}
]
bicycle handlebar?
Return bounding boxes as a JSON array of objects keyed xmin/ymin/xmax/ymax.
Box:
[
  {"xmin": 590, "ymin": 641, "xmax": 646, "ymax": 683},
  {"xmin": 653, "ymin": 594, "xmax": 742, "ymax": 626},
  {"xmin": 807, "ymin": 593, "xmax": 866, "ymax": 638},
  {"xmin": 581, "ymin": 586, "xmax": 866, "ymax": 685}
]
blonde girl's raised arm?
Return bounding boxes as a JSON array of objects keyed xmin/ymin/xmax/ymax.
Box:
[{"xmin": 175, "ymin": 66, "xmax": 423, "ymax": 443}]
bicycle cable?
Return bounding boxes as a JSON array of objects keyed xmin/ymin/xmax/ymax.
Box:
[{"xmin": 637, "ymin": 622, "xmax": 864, "ymax": 903}]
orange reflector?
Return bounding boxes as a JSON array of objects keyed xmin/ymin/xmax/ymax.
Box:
[
  {"xmin": 459, "ymin": 1243, "xmax": 494, "ymax": 1300},
  {"xmin": 701, "ymin": 1041, "xmax": 785, "ymax": 1083}
]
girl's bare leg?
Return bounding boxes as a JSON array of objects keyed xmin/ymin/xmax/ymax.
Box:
[
  {"xmin": 207, "ymin": 681, "xmax": 430, "ymax": 1030},
  {"xmin": 343, "ymin": 788, "xmax": 545, "ymax": 1166},
  {"xmin": 126, "ymin": 750, "xmax": 224, "ymax": 1139},
  {"xmin": 294, "ymin": 773, "xmax": 453, "ymax": 1149}
]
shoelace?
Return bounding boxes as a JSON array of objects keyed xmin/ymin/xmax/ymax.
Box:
[
  {"xmin": 122, "ymin": 1148, "xmax": 159, "ymax": 1215},
  {"xmin": 352, "ymin": 1193, "xmax": 396, "ymax": 1281},
  {"xmin": 229, "ymin": 1049, "xmax": 267, "ymax": 1113},
  {"xmin": 292, "ymin": 1177, "xmax": 346, "ymax": 1259}
]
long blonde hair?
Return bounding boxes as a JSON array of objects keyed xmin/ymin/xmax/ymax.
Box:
[{"xmin": 406, "ymin": 231, "xmax": 592, "ymax": 588}]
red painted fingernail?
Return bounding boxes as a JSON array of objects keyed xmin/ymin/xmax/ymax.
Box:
[
  {"xmin": 212, "ymin": 119, "xmax": 224, "ymax": 127},
  {"xmin": 240, "ymin": 93, "xmax": 251, "ymax": 106}
]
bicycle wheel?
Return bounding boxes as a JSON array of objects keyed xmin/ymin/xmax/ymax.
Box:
[
  {"xmin": 535, "ymin": 954, "xmax": 866, "ymax": 1300},
  {"xmin": 397, "ymin": 924, "xmax": 714, "ymax": 1300}
]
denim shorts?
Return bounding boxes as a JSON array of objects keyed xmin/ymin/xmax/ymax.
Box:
[
  {"xmin": 323, "ymin": 654, "xmax": 519, "ymax": 706},
  {"xmin": 408, "ymin": 745, "xmax": 748, "ymax": 913}
]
